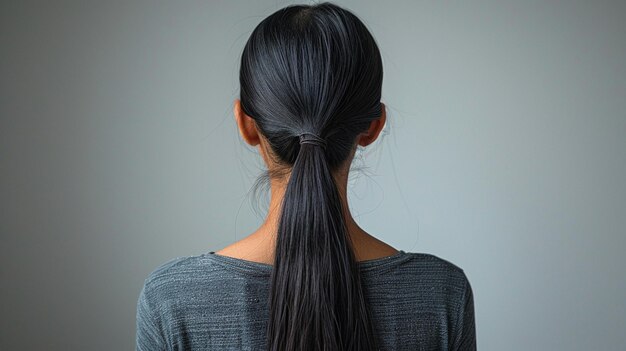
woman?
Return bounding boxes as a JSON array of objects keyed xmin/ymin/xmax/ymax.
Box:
[{"xmin": 136, "ymin": 2, "xmax": 476, "ymax": 350}]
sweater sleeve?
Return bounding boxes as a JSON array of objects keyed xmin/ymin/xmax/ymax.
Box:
[
  {"xmin": 453, "ymin": 272, "xmax": 476, "ymax": 350},
  {"xmin": 135, "ymin": 281, "xmax": 167, "ymax": 351}
]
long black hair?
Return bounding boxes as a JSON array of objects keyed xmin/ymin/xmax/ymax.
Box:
[{"xmin": 238, "ymin": 2, "xmax": 384, "ymax": 350}]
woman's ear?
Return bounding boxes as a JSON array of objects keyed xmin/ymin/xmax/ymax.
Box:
[
  {"xmin": 357, "ymin": 102, "xmax": 387, "ymax": 147},
  {"xmin": 234, "ymin": 99, "xmax": 261, "ymax": 146}
]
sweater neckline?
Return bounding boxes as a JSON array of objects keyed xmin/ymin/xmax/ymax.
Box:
[{"xmin": 202, "ymin": 250, "xmax": 411, "ymax": 277}]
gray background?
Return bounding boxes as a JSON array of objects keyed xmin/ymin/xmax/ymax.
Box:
[{"xmin": 1, "ymin": 1, "xmax": 624, "ymax": 350}]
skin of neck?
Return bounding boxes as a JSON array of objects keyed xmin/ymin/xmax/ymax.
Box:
[
  {"xmin": 232, "ymin": 99, "xmax": 394, "ymax": 262},
  {"xmin": 255, "ymin": 138, "xmax": 367, "ymax": 251}
]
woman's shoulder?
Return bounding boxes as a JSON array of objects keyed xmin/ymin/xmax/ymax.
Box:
[
  {"xmin": 383, "ymin": 251, "xmax": 472, "ymax": 301},
  {"xmin": 138, "ymin": 253, "xmax": 213, "ymax": 302},
  {"xmin": 402, "ymin": 251, "xmax": 470, "ymax": 283},
  {"xmin": 142, "ymin": 255, "xmax": 196, "ymax": 285},
  {"xmin": 403, "ymin": 251, "xmax": 468, "ymax": 276}
]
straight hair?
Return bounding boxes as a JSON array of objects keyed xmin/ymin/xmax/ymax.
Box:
[{"xmin": 238, "ymin": 2, "xmax": 384, "ymax": 350}]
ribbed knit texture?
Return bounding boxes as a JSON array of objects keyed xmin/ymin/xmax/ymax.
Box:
[{"xmin": 136, "ymin": 250, "xmax": 476, "ymax": 350}]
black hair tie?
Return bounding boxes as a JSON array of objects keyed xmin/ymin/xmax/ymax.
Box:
[{"xmin": 298, "ymin": 133, "xmax": 327, "ymax": 150}]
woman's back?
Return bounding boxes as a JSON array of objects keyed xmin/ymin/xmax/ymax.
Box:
[
  {"xmin": 136, "ymin": 2, "xmax": 476, "ymax": 349},
  {"xmin": 136, "ymin": 250, "xmax": 475, "ymax": 350}
]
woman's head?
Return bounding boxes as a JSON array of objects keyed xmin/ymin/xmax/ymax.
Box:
[
  {"xmin": 235, "ymin": 1, "xmax": 386, "ymax": 182},
  {"xmin": 235, "ymin": 2, "xmax": 386, "ymax": 350}
]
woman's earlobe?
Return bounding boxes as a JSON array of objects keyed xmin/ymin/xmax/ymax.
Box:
[
  {"xmin": 358, "ymin": 104, "xmax": 386, "ymax": 147},
  {"xmin": 234, "ymin": 99, "xmax": 260, "ymax": 146}
]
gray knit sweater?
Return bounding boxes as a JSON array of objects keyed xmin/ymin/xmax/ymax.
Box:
[{"xmin": 135, "ymin": 250, "xmax": 476, "ymax": 350}]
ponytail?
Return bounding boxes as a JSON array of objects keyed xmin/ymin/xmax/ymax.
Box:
[
  {"xmin": 237, "ymin": 2, "xmax": 385, "ymax": 350},
  {"xmin": 266, "ymin": 136, "xmax": 378, "ymax": 350}
]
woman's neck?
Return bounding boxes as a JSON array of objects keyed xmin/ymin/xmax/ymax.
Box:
[{"xmin": 215, "ymin": 175, "xmax": 398, "ymax": 265}]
